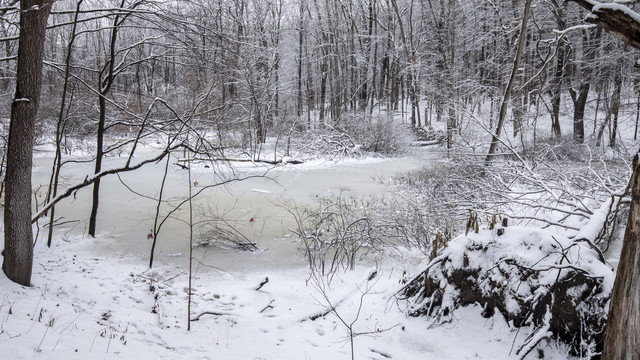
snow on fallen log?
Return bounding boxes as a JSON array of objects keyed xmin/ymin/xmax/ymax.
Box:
[
  {"xmin": 396, "ymin": 224, "xmax": 614, "ymax": 358},
  {"xmin": 410, "ymin": 139, "xmax": 441, "ymax": 147}
]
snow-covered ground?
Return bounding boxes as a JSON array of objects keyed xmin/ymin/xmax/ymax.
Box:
[
  {"xmin": 0, "ymin": 232, "xmax": 578, "ymax": 359},
  {"xmin": 0, "ymin": 144, "xmax": 586, "ymax": 359}
]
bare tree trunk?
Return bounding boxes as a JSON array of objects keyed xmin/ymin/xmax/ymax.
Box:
[
  {"xmin": 88, "ymin": 91, "xmax": 106, "ymax": 237},
  {"xmin": 635, "ymin": 93, "xmax": 640, "ymax": 140},
  {"xmin": 390, "ymin": 0, "xmax": 419, "ymax": 127},
  {"xmin": 319, "ymin": 57, "xmax": 327, "ymax": 124},
  {"xmin": 47, "ymin": 0, "xmax": 83, "ymax": 247},
  {"xmin": 609, "ymin": 66, "xmax": 622, "ymax": 148},
  {"xmin": 368, "ymin": 0, "xmax": 378, "ymax": 113},
  {"xmin": 297, "ymin": 0, "xmax": 304, "ymax": 119},
  {"xmin": 149, "ymin": 153, "xmax": 170, "ymax": 268},
  {"xmin": 89, "ymin": 1, "xmax": 127, "ymax": 236},
  {"xmin": 313, "ymin": 0, "xmax": 328, "ymax": 125},
  {"xmin": 604, "ymin": 153, "xmax": 640, "ymax": 360},
  {"xmin": 569, "ymin": 83, "xmax": 589, "ymax": 144},
  {"xmin": 272, "ymin": 2, "xmax": 281, "ymax": 121},
  {"xmin": 485, "ymin": 0, "xmax": 531, "ymax": 166},
  {"xmin": 3, "ymin": 0, "xmax": 52, "ymax": 286},
  {"xmin": 306, "ymin": 31, "xmax": 315, "ymax": 125},
  {"xmin": 187, "ymin": 140, "xmax": 194, "ymax": 330},
  {"xmin": 549, "ymin": 0, "xmax": 565, "ymax": 138}
]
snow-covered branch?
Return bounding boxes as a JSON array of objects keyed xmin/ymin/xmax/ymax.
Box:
[
  {"xmin": 31, "ymin": 142, "xmax": 182, "ymax": 223},
  {"xmin": 569, "ymin": 0, "xmax": 640, "ymax": 50}
]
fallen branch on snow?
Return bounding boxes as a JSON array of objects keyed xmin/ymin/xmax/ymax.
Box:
[{"xmin": 190, "ymin": 310, "xmax": 235, "ymax": 321}]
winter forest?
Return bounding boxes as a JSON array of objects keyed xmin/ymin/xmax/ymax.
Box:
[{"xmin": 1, "ymin": 0, "xmax": 639, "ymax": 358}]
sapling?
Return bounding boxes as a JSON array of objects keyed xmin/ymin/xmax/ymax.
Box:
[
  {"xmin": 187, "ymin": 135, "xmax": 194, "ymax": 331},
  {"xmin": 310, "ymin": 269, "xmax": 385, "ymax": 360}
]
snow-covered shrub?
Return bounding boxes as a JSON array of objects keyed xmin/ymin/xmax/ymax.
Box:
[
  {"xmin": 390, "ymin": 158, "xmax": 501, "ymax": 240},
  {"xmin": 287, "ymin": 128, "xmax": 360, "ymax": 159},
  {"xmin": 337, "ymin": 113, "xmax": 412, "ymax": 155},
  {"xmin": 391, "ymin": 154, "xmax": 629, "ymax": 249},
  {"xmin": 522, "ymin": 135, "xmax": 593, "ymax": 163},
  {"xmin": 284, "ymin": 113, "xmax": 412, "ymax": 159},
  {"xmin": 397, "ymin": 224, "xmax": 614, "ymax": 358},
  {"xmin": 196, "ymin": 223, "xmax": 259, "ymax": 252},
  {"xmin": 287, "ymin": 192, "xmax": 384, "ymax": 281}
]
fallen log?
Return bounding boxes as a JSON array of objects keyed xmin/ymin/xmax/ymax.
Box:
[{"xmin": 177, "ymin": 157, "xmax": 304, "ymax": 166}]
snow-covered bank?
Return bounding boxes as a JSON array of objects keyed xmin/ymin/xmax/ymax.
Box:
[{"xmin": 0, "ymin": 232, "xmax": 578, "ymax": 359}]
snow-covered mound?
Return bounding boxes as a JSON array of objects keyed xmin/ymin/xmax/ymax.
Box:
[{"xmin": 397, "ymin": 224, "xmax": 615, "ymax": 359}]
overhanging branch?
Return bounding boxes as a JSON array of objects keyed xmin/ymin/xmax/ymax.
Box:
[
  {"xmin": 568, "ymin": 0, "xmax": 640, "ymax": 50},
  {"xmin": 31, "ymin": 143, "xmax": 182, "ymax": 223}
]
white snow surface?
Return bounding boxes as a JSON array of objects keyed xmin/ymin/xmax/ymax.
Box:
[
  {"xmin": 0, "ymin": 233, "xmax": 579, "ymax": 359},
  {"xmin": 0, "ymin": 145, "xmax": 584, "ymax": 359}
]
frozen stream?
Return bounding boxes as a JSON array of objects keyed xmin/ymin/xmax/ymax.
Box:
[{"xmin": 31, "ymin": 146, "xmax": 432, "ymax": 272}]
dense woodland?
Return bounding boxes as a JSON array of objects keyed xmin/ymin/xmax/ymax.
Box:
[{"xmin": 0, "ymin": 0, "xmax": 637, "ymax": 151}]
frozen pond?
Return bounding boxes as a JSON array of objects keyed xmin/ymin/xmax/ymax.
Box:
[{"xmin": 31, "ymin": 147, "xmax": 433, "ymax": 272}]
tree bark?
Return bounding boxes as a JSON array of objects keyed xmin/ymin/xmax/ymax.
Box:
[
  {"xmin": 390, "ymin": 0, "xmax": 419, "ymax": 127},
  {"xmin": 88, "ymin": 95, "xmax": 105, "ymax": 237},
  {"xmin": 604, "ymin": 154, "xmax": 640, "ymax": 360},
  {"xmin": 569, "ymin": 83, "xmax": 589, "ymax": 144},
  {"xmin": 550, "ymin": 39, "xmax": 564, "ymax": 138},
  {"xmin": 297, "ymin": 0, "xmax": 304, "ymax": 119},
  {"xmin": 3, "ymin": 0, "xmax": 52, "ymax": 286}
]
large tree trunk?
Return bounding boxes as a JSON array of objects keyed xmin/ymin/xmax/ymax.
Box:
[
  {"xmin": 3, "ymin": 0, "xmax": 52, "ymax": 286},
  {"xmin": 569, "ymin": 0, "xmax": 640, "ymax": 51},
  {"xmin": 604, "ymin": 154, "xmax": 640, "ymax": 359}
]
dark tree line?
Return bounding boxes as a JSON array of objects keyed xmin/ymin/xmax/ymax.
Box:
[{"xmin": 0, "ymin": 0, "xmax": 636, "ymax": 155}]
